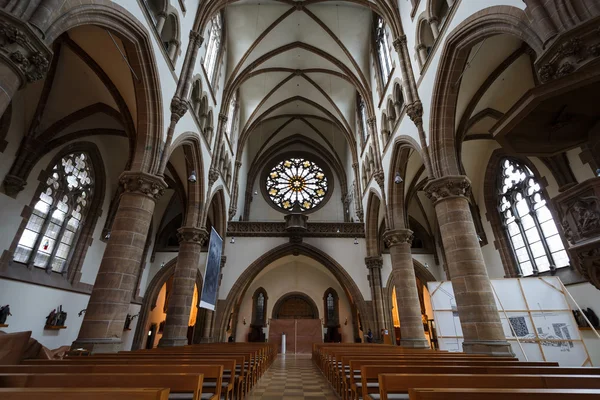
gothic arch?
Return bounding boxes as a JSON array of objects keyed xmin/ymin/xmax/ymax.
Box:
[
  {"xmin": 428, "ymin": 6, "xmax": 544, "ymax": 178},
  {"xmin": 366, "ymin": 190, "xmax": 382, "ymax": 256},
  {"xmin": 215, "ymin": 242, "xmax": 370, "ymax": 341},
  {"xmin": 387, "ymin": 136, "xmax": 423, "ymax": 228},
  {"xmin": 271, "ymin": 291, "xmax": 319, "ymax": 319},
  {"xmin": 131, "ymin": 257, "xmax": 204, "ymax": 349},
  {"xmin": 45, "ymin": 1, "xmax": 164, "ymax": 174}
]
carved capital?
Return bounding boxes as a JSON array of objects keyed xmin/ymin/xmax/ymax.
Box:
[
  {"xmin": 170, "ymin": 96, "xmax": 189, "ymax": 121},
  {"xmin": 406, "ymin": 100, "xmax": 424, "ymax": 125},
  {"xmin": 383, "ymin": 229, "xmax": 414, "ymax": 247},
  {"xmin": 365, "ymin": 256, "xmax": 383, "ymax": 269},
  {"xmin": 189, "ymin": 30, "xmax": 204, "ymax": 48},
  {"xmin": 352, "ymin": 162, "xmax": 359, "ymax": 170},
  {"xmin": 356, "ymin": 208, "xmax": 364, "ymax": 222},
  {"xmin": 208, "ymin": 168, "xmax": 220, "ymax": 186},
  {"xmin": 234, "ymin": 160, "xmax": 242, "ymax": 168},
  {"xmin": 367, "ymin": 117, "xmax": 377, "ymax": 128},
  {"xmin": 119, "ymin": 171, "xmax": 167, "ymax": 200},
  {"xmin": 218, "ymin": 113, "xmax": 228, "ymax": 123},
  {"xmin": 177, "ymin": 226, "xmax": 208, "ymax": 245},
  {"xmin": 2, "ymin": 174, "xmax": 27, "ymax": 197},
  {"xmin": 393, "ymin": 35, "xmax": 407, "ymax": 52},
  {"xmin": 228, "ymin": 205, "xmax": 237, "ymax": 220},
  {"xmin": 373, "ymin": 169, "xmax": 385, "ymax": 188},
  {"xmin": 0, "ymin": 14, "xmax": 52, "ymax": 85},
  {"xmin": 424, "ymin": 175, "xmax": 472, "ymax": 205}
]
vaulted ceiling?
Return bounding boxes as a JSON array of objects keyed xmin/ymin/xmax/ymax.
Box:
[{"xmin": 224, "ymin": 1, "xmax": 374, "ymax": 167}]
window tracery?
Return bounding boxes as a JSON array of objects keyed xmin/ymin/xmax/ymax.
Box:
[
  {"xmin": 497, "ymin": 158, "xmax": 569, "ymax": 276},
  {"xmin": 204, "ymin": 13, "xmax": 223, "ymax": 85},
  {"xmin": 374, "ymin": 16, "xmax": 392, "ymax": 85},
  {"xmin": 266, "ymin": 157, "xmax": 328, "ymax": 212},
  {"xmin": 13, "ymin": 152, "xmax": 94, "ymax": 273}
]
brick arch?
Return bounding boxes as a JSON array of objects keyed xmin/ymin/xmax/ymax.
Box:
[
  {"xmin": 366, "ymin": 190, "xmax": 382, "ymax": 256},
  {"xmin": 428, "ymin": 6, "xmax": 544, "ymax": 178},
  {"xmin": 215, "ymin": 242, "xmax": 370, "ymax": 341},
  {"xmin": 44, "ymin": 1, "xmax": 164, "ymax": 175},
  {"xmin": 131, "ymin": 257, "xmax": 204, "ymax": 350}
]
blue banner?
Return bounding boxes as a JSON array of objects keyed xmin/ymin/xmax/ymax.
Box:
[{"xmin": 200, "ymin": 227, "xmax": 223, "ymax": 310}]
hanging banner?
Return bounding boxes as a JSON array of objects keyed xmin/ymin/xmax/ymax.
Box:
[{"xmin": 199, "ymin": 227, "xmax": 223, "ymax": 310}]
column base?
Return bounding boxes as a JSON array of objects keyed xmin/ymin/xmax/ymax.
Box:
[
  {"xmin": 71, "ymin": 338, "xmax": 122, "ymax": 354},
  {"xmin": 157, "ymin": 337, "xmax": 188, "ymax": 347},
  {"xmin": 400, "ymin": 338, "xmax": 431, "ymax": 349},
  {"xmin": 462, "ymin": 340, "xmax": 515, "ymax": 357}
]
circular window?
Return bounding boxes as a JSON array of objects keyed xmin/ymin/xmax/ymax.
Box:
[{"xmin": 265, "ymin": 156, "xmax": 330, "ymax": 212}]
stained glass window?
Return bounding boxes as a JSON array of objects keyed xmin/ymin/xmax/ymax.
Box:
[
  {"xmin": 13, "ymin": 152, "xmax": 93, "ymax": 273},
  {"xmin": 266, "ymin": 158, "xmax": 328, "ymax": 212},
  {"xmin": 256, "ymin": 293, "xmax": 264, "ymax": 324},
  {"xmin": 497, "ymin": 158, "xmax": 568, "ymax": 276}
]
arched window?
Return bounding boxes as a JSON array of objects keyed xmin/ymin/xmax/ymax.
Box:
[
  {"xmin": 252, "ymin": 288, "xmax": 268, "ymax": 327},
  {"xmin": 323, "ymin": 288, "xmax": 339, "ymax": 327},
  {"xmin": 497, "ymin": 158, "xmax": 569, "ymax": 276},
  {"xmin": 357, "ymin": 94, "xmax": 368, "ymax": 143},
  {"xmin": 13, "ymin": 152, "xmax": 94, "ymax": 273},
  {"xmin": 226, "ymin": 92, "xmax": 238, "ymax": 145},
  {"xmin": 204, "ymin": 13, "xmax": 223, "ymax": 85},
  {"xmin": 374, "ymin": 15, "xmax": 392, "ymax": 85}
]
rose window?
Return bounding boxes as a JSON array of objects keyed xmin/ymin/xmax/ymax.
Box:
[{"xmin": 266, "ymin": 157, "xmax": 328, "ymax": 211}]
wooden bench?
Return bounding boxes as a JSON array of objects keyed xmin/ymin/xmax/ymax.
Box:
[
  {"xmin": 373, "ymin": 373, "xmax": 600, "ymax": 400},
  {"xmin": 407, "ymin": 388, "xmax": 600, "ymax": 400},
  {"xmin": 0, "ymin": 373, "xmax": 206, "ymax": 400},
  {"xmin": 0, "ymin": 388, "xmax": 170, "ymax": 400}
]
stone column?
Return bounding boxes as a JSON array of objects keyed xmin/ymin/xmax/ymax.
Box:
[
  {"xmin": 383, "ymin": 229, "xmax": 429, "ymax": 348},
  {"xmin": 428, "ymin": 17, "xmax": 440, "ymax": 38},
  {"xmin": 158, "ymin": 226, "xmax": 208, "ymax": 347},
  {"xmin": 168, "ymin": 39, "xmax": 179, "ymax": 62},
  {"xmin": 201, "ymin": 310, "xmax": 214, "ymax": 343},
  {"xmin": 73, "ymin": 172, "xmax": 166, "ymax": 353},
  {"xmin": 365, "ymin": 256, "xmax": 387, "ymax": 339},
  {"xmin": 0, "ymin": 13, "xmax": 52, "ymax": 117},
  {"xmin": 416, "ymin": 44, "xmax": 427, "ymax": 67},
  {"xmin": 155, "ymin": 12, "xmax": 167, "ymax": 34},
  {"xmin": 424, "ymin": 175, "xmax": 513, "ymax": 356}
]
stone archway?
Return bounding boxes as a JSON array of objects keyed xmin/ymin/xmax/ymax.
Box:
[
  {"xmin": 132, "ymin": 257, "xmax": 203, "ymax": 350},
  {"xmin": 271, "ymin": 292, "xmax": 320, "ymax": 320},
  {"xmin": 215, "ymin": 242, "xmax": 371, "ymax": 342}
]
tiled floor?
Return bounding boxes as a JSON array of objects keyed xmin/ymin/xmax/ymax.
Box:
[{"xmin": 247, "ymin": 354, "xmax": 339, "ymax": 400}]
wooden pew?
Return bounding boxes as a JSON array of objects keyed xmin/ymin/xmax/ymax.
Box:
[
  {"xmin": 356, "ymin": 365, "xmax": 600, "ymax": 400},
  {"xmin": 374, "ymin": 374, "xmax": 600, "ymax": 400},
  {"xmin": 0, "ymin": 373, "xmax": 205, "ymax": 400},
  {"xmin": 407, "ymin": 388, "xmax": 600, "ymax": 400},
  {"xmin": 0, "ymin": 388, "xmax": 170, "ymax": 400}
]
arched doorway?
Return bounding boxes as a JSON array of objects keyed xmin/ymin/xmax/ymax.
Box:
[{"xmin": 269, "ymin": 291, "xmax": 322, "ymax": 354}]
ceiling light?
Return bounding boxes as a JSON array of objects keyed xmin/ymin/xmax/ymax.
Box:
[
  {"xmin": 254, "ymin": 190, "xmax": 258, "ymax": 195},
  {"xmin": 104, "ymin": 231, "xmax": 111, "ymax": 240},
  {"xmin": 424, "ymin": 263, "xmax": 430, "ymax": 269},
  {"xmin": 596, "ymin": 169, "xmax": 600, "ymax": 177},
  {"xmin": 160, "ymin": 261, "xmax": 165, "ymax": 268},
  {"xmin": 188, "ymin": 170, "xmax": 197, "ymax": 183},
  {"xmin": 394, "ymin": 172, "xmax": 403, "ymax": 184},
  {"xmin": 477, "ymin": 235, "xmax": 483, "ymax": 242}
]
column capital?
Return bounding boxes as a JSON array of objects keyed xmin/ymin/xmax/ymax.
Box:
[
  {"xmin": 373, "ymin": 169, "xmax": 385, "ymax": 188},
  {"xmin": 406, "ymin": 100, "xmax": 424, "ymax": 125},
  {"xmin": 415, "ymin": 43, "xmax": 426, "ymax": 51},
  {"xmin": 235, "ymin": 160, "xmax": 242, "ymax": 168},
  {"xmin": 208, "ymin": 167, "xmax": 220, "ymax": 186},
  {"xmin": 383, "ymin": 228, "xmax": 414, "ymax": 247},
  {"xmin": 218, "ymin": 113, "xmax": 228, "ymax": 123},
  {"xmin": 393, "ymin": 35, "xmax": 407, "ymax": 52},
  {"xmin": 119, "ymin": 171, "xmax": 167, "ymax": 200},
  {"xmin": 0, "ymin": 13, "xmax": 52, "ymax": 85},
  {"xmin": 424, "ymin": 175, "xmax": 472, "ymax": 205},
  {"xmin": 177, "ymin": 226, "xmax": 208, "ymax": 245},
  {"xmin": 365, "ymin": 256, "xmax": 383, "ymax": 269},
  {"xmin": 352, "ymin": 162, "xmax": 359, "ymax": 170},
  {"xmin": 170, "ymin": 96, "xmax": 189, "ymax": 122},
  {"xmin": 189, "ymin": 30, "xmax": 204, "ymax": 47}
]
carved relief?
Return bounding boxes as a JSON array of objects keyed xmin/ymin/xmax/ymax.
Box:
[
  {"xmin": 170, "ymin": 96, "xmax": 189, "ymax": 121},
  {"xmin": 383, "ymin": 229, "xmax": 414, "ymax": 247},
  {"xmin": 0, "ymin": 15, "xmax": 51, "ymax": 85},
  {"xmin": 177, "ymin": 227, "xmax": 208, "ymax": 245},
  {"xmin": 365, "ymin": 256, "xmax": 383, "ymax": 269},
  {"xmin": 120, "ymin": 172, "xmax": 167, "ymax": 200},
  {"xmin": 424, "ymin": 175, "xmax": 472, "ymax": 205}
]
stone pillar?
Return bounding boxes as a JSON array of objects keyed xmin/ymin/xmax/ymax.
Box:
[
  {"xmin": 428, "ymin": 17, "xmax": 440, "ymax": 38},
  {"xmin": 155, "ymin": 12, "xmax": 167, "ymax": 34},
  {"xmin": 365, "ymin": 256, "xmax": 387, "ymax": 339},
  {"xmin": 0, "ymin": 12, "xmax": 52, "ymax": 117},
  {"xmin": 73, "ymin": 172, "xmax": 166, "ymax": 353},
  {"xmin": 158, "ymin": 226, "xmax": 208, "ymax": 347},
  {"xmin": 424, "ymin": 175, "xmax": 513, "ymax": 356},
  {"xmin": 201, "ymin": 310, "xmax": 214, "ymax": 343},
  {"xmin": 168, "ymin": 39, "xmax": 179, "ymax": 61},
  {"xmin": 383, "ymin": 229, "xmax": 429, "ymax": 348},
  {"xmin": 416, "ymin": 44, "xmax": 427, "ymax": 66}
]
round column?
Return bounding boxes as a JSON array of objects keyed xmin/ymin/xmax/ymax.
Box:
[
  {"xmin": 383, "ymin": 229, "xmax": 429, "ymax": 348},
  {"xmin": 365, "ymin": 256, "xmax": 387, "ymax": 340},
  {"xmin": 73, "ymin": 172, "xmax": 166, "ymax": 353},
  {"xmin": 424, "ymin": 175, "xmax": 513, "ymax": 356},
  {"xmin": 158, "ymin": 227, "xmax": 208, "ymax": 347}
]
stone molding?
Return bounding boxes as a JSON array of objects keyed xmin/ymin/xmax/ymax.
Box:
[
  {"xmin": 365, "ymin": 256, "xmax": 383, "ymax": 269},
  {"xmin": 424, "ymin": 175, "xmax": 472, "ymax": 205},
  {"xmin": 0, "ymin": 11, "xmax": 52, "ymax": 85},
  {"xmin": 227, "ymin": 221, "xmax": 365, "ymax": 238},
  {"xmin": 392, "ymin": 35, "xmax": 407, "ymax": 51},
  {"xmin": 189, "ymin": 30, "xmax": 204, "ymax": 48},
  {"xmin": 119, "ymin": 171, "xmax": 167, "ymax": 200},
  {"xmin": 177, "ymin": 226, "xmax": 208, "ymax": 245},
  {"xmin": 383, "ymin": 229, "xmax": 414, "ymax": 247},
  {"xmin": 536, "ymin": 22, "xmax": 600, "ymax": 84}
]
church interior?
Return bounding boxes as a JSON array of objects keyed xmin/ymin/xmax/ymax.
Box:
[{"xmin": 1, "ymin": 0, "xmax": 600, "ymax": 398}]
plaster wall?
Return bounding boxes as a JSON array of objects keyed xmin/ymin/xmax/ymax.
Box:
[{"xmin": 234, "ymin": 258, "xmax": 355, "ymax": 343}]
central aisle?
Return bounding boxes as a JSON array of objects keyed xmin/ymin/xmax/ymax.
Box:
[{"xmin": 248, "ymin": 354, "xmax": 339, "ymax": 399}]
